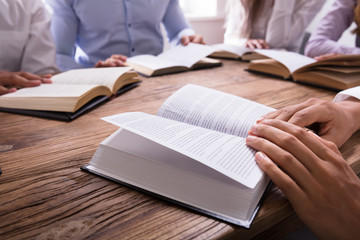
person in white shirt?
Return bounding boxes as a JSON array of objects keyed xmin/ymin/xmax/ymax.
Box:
[
  {"xmin": 246, "ymin": 87, "xmax": 360, "ymax": 239},
  {"xmin": 224, "ymin": 0, "xmax": 325, "ymax": 52},
  {"xmin": 0, "ymin": 0, "xmax": 58, "ymax": 95}
]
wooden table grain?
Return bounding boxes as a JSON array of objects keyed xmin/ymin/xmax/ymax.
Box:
[{"xmin": 1, "ymin": 60, "xmax": 359, "ymax": 240}]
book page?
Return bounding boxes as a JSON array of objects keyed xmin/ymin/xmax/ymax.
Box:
[
  {"xmin": 0, "ymin": 84, "xmax": 102, "ymax": 111},
  {"xmin": 158, "ymin": 84, "xmax": 274, "ymax": 138},
  {"xmin": 0, "ymin": 84, "xmax": 96, "ymax": 98},
  {"xmin": 102, "ymin": 112, "xmax": 264, "ymax": 189},
  {"xmin": 158, "ymin": 43, "xmax": 217, "ymax": 68},
  {"xmin": 51, "ymin": 67, "xmax": 133, "ymax": 89},
  {"xmin": 127, "ymin": 55, "xmax": 179, "ymax": 70},
  {"xmin": 212, "ymin": 43, "xmax": 252, "ymax": 56},
  {"xmin": 255, "ymin": 49, "xmax": 316, "ymax": 73}
]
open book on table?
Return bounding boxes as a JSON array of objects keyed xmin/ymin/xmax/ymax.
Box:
[
  {"xmin": 247, "ymin": 49, "xmax": 360, "ymax": 90},
  {"xmin": 0, "ymin": 67, "xmax": 140, "ymax": 121},
  {"xmin": 82, "ymin": 84, "xmax": 274, "ymax": 227},
  {"xmin": 209, "ymin": 43, "xmax": 267, "ymax": 61},
  {"xmin": 125, "ymin": 43, "xmax": 222, "ymax": 77}
]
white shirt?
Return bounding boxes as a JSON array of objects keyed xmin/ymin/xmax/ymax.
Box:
[
  {"xmin": 333, "ymin": 87, "xmax": 360, "ymax": 102},
  {"xmin": 0, "ymin": 0, "xmax": 58, "ymax": 74},
  {"xmin": 224, "ymin": 0, "xmax": 325, "ymax": 52}
]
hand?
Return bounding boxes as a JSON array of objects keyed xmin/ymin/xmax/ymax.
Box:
[
  {"xmin": 246, "ymin": 119, "xmax": 360, "ymax": 240},
  {"xmin": 180, "ymin": 34, "xmax": 205, "ymax": 46},
  {"xmin": 245, "ymin": 39, "xmax": 269, "ymax": 49},
  {"xmin": 0, "ymin": 71, "xmax": 52, "ymax": 95},
  {"xmin": 95, "ymin": 54, "xmax": 127, "ymax": 68},
  {"xmin": 263, "ymin": 98, "xmax": 360, "ymax": 147},
  {"xmin": 314, "ymin": 53, "xmax": 340, "ymax": 61}
]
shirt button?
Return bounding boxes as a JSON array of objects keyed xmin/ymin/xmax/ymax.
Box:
[
  {"xmin": 132, "ymin": 48, "xmax": 135, "ymax": 52},
  {"xmin": 128, "ymin": 23, "xmax": 131, "ymax": 27}
]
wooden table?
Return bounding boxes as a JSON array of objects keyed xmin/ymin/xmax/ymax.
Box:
[{"xmin": 1, "ymin": 60, "xmax": 359, "ymax": 239}]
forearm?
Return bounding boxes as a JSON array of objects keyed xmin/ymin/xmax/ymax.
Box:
[
  {"xmin": 163, "ymin": 0, "xmax": 194, "ymax": 46},
  {"xmin": 306, "ymin": 39, "xmax": 360, "ymax": 57},
  {"xmin": 56, "ymin": 54, "xmax": 84, "ymax": 71},
  {"xmin": 305, "ymin": 0, "xmax": 356, "ymax": 57},
  {"xmin": 46, "ymin": 0, "xmax": 80, "ymax": 70}
]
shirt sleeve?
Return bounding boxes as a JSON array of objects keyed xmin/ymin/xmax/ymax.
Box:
[
  {"xmin": 162, "ymin": 0, "xmax": 195, "ymax": 46},
  {"xmin": 46, "ymin": 0, "xmax": 84, "ymax": 71},
  {"xmin": 21, "ymin": 0, "xmax": 59, "ymax": 74},
  {"xmin": 265, "ymin": 0, "xmax": 326, "ymax": 50},
  {"xmin": 305, "ymin": 0, "xmax": 360, "ymax": 57},
  {"xmin": 333, "ymin": 86, "xmax": 360, "ymax": 102}
]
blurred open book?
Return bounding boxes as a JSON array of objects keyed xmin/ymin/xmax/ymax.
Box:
[
  {"xmin": 0, "ymin": 67, "xmax": 140, "ymax": 120},
  {"xmin": 247, "ymin": 49, "xmax": 360, "ymax": 90}
]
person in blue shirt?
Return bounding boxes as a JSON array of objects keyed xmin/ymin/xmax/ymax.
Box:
[{"xmin": 46, "ymin": 0, "xmax": 204, "ymax": 71}]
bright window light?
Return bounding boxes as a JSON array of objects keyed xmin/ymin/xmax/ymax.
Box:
[{"xmin": 179, "ymin": 0, "xmax": 217, "ymax": 18}]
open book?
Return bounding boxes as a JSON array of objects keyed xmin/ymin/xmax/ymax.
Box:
[
  {"xmin": 125, "ymin": 43, "xmax": 222, "ymax": 77},
  {"xmin": 82, "ymin": 84, "xmax": 274, "ymax": 227},
  {"xmin": 210, "ymin": 43, "xmax": 267, "ymax": 61},
  {"xmin": 247, "ymin": 49, "xmax": 360, "ymax": 90},
  {"xmin": 0, "ymin": 67, "xmax": 140, "ymax": 121}
]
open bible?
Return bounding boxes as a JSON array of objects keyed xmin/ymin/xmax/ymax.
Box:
[
  {"xmin": 210, "ymin": 43, "xmax": 267, "ymax": 61},
  {"xmin": 82, "ymin": 84, "xmax": 274, "ymax": 227},
  {"xmin": 0, "ymin": 67, "xmax": 140, "ymax": 120},
  {"xmin": 125, "ymin": 43, "xmax": 222, "ymax": 76},
  {"xmin": 247, "ymin": 49, "xmax": 360, "ymax": 90}
]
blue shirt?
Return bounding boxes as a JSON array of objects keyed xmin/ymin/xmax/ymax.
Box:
[{"xmin": 46, "ymin": 0, "xmax": 194, "ymax": 70}]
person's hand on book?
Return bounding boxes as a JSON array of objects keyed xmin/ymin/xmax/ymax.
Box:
[
  {"xmin": 263, "ymin": 98, "xmax": 360, "ymax": 147},
  {"xmin": 180, "ymin": 34, "xmax": 205, "ymax": 46},
  {"xmin": 0, "ymin": 71, "xmax": 52, "ymax": 95},
  {"xmin": 246, "ymin": 118, "xmax": 360, "ymax": 240},
  {"xmin": 245, "ymin": 39, "xmax": 269, "ymax": 49},
  {"xmin": 95, "ymin": 54, "xmax": 127, "ymax": 68},
  {"xmin": 314, "ymin": 53, "xmax": 340, "ymax": 61}
]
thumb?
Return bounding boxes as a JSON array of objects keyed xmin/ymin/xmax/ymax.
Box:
[{"xmin": 181, "ymin": 36, "xmax": 190, "ymax": 46}]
